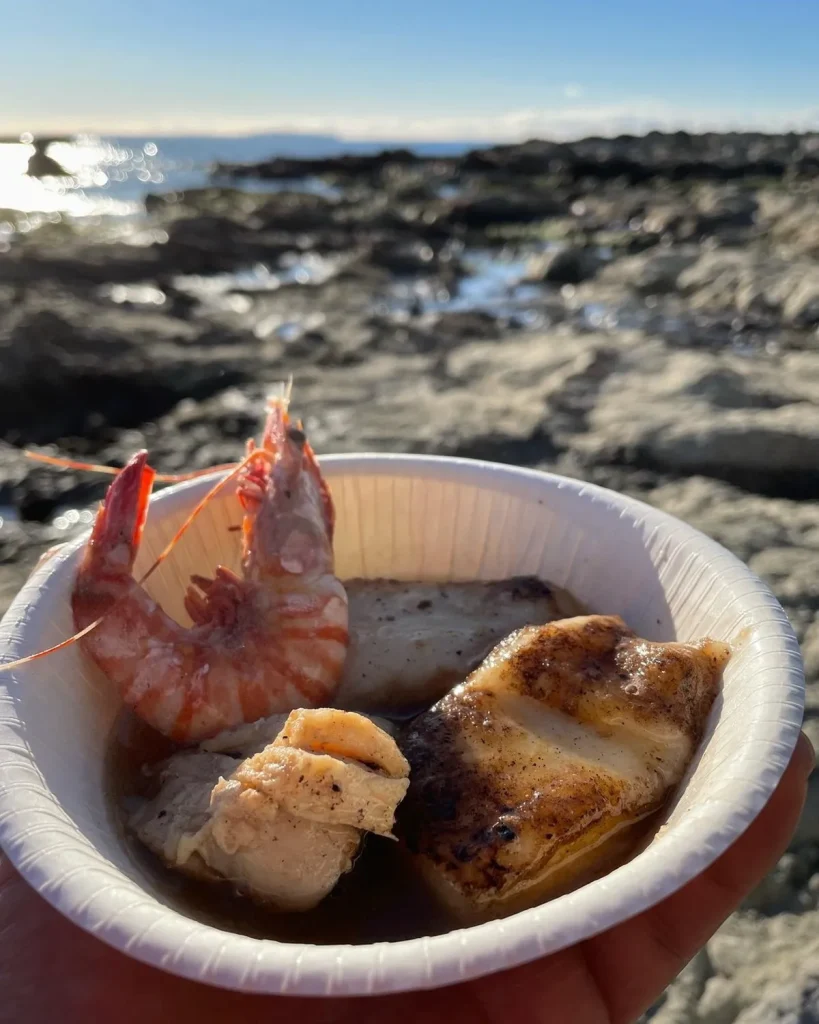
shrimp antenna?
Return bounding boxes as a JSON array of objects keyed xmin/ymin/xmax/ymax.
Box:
[
  {"xmin": 23, "ymin": 449, "xmax": 239, "ymax": 483},
  {"xmin": 0, "ymin": 449, "xmax": 271, "ymax": 676},
  {"xmin": 266, "ymin": 378, "xmax": 293, "ymax": 411},
  {"xmin": 134, "ymin": 448, "xmax": 271, "ymax": 587}
]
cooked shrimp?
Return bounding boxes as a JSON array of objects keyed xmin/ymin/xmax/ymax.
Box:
[{"xmin": 71, "ymin": 395, "xmax": 349, "ymax": 743}]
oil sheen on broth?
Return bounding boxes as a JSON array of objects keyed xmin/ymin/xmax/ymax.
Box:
[{"xmin": 106, "ymin": 577, "xmax": 670, "ymax": 945}]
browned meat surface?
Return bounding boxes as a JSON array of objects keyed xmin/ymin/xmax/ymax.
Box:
[{"xmin": 398, "ymin": 614, "xmax": 730, "ymax": 919}]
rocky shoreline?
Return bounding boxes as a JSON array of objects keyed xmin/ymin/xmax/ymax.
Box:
[{"xmin": 2, "ymin": 131, "xmax": 819, "ymax": 1021}]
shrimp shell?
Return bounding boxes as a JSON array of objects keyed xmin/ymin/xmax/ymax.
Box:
[{"xmin": 71, "ymin": 394, "xmax": 349, "ymax": 743}]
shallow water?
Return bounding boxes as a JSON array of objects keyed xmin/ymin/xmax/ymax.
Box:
[
  {"xmin": 0, "ymin": 137, "xmax": 339, "ymax": 237},
  {"xmin": 378, "ymin": 246, "xmax": 554, "ymax": 325},
  {"xmin": 0, "ymin": 506, "xmax": 19, "ymax": 529},
  {"xmin": 0, "ymin": 134, "xmax": 467, "ymax": 227}
]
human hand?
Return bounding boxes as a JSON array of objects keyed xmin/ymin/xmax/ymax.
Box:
[{"xmin": 1, "ymin": 731, "xmax": 813, "ymax": 1024}]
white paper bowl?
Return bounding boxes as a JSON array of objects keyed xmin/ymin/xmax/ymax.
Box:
[{"xmin": 0, "ymin": 455, "xmax": 805, "ymax": 995}]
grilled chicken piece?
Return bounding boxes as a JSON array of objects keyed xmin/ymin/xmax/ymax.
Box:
[
  {"xmin": 130, "ymin": 709, "xmax": 410, "ymax": 911},
  {"xmin": 336, "ymin": 577, "xmax": 582, "ymax": 713},
  {"xmin": 398, "ymin": 615, "xmax": 730, "ymax": 920},
  {"xmin": 202, "ymin": 710, "xmax": 396, "ymax": 758},
  {"xmin": 128, "ymin": 750, "xmax": 238, "ymax": 883}
]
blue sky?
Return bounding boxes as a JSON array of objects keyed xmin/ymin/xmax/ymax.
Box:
[{"xmin": 3, "ymin": 0, "xmax": 819, "ymax": 138}]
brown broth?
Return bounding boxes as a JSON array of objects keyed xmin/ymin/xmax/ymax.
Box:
[
  {"xmin": 108, "ymin": 709, "xmax": 456, "ymax": 943},
  {"xmin": 107, "ymin": 708, "xmax": 663, "ymax": 945},
  {"xmin": 105, "ymin": 578, "xmax": 662, "ymax": 945}
]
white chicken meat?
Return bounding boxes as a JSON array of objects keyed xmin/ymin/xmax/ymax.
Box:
[{"xmin": 130, "ymin": 708, "xmax": 410, "ymax": 911}]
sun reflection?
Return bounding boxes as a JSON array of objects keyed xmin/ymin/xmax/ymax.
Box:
[{"xmin": 0, "ymin": 136, "xmax": 145, "ymax": 218}]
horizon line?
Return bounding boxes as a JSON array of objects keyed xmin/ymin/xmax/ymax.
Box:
[
  {"xmin": 2, "ymin": 102, "xmax": 819, "ymax": 143},
  {"xmin": 3, "ymin": 125, "xmax": 819, "ymax": 147}
]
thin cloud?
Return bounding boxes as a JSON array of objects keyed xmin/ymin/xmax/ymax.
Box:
[{"xmin": 563, "ymin": 84, "xmax": 584, "ymax": 99}]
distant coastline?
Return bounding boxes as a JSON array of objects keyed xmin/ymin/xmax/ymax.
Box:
[
  {"xmin": 1, "ymin": 128, "xmax": 817, "ymax": 225},
  {"xmin": 0, "ymin": 131, "xmax": 485, "ymax": 160},
  {"xmin": 3, "ymin": 126, "xmax": 818, "ymax": 159}
]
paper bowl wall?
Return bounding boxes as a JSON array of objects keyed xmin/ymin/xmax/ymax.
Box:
[{"xmin": 0, "ymin": 455, "xmax": 805, "ymax": 995}]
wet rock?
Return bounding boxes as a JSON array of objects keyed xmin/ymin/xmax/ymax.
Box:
[
  {"xmin": 645, "ymin": 476, "xmax": 819, "ymax": 572},
  {"xmin": 748, "ymin": 547, "xmax": 819, "ymax": 613},
  {"xmin": 216, "ymin": 149, "xmax": 421, "ymax": 183},
  {"xmin": 0, "ymin": 520, "xmax": 62, "ymax": 618},
  {"xmin": 642, "ymin": 475, "xmax": 819, "ymax": 677},
  {"xmin": 26, "ymin": 140, "xmax": 68, "ymax": 179},
  {"xmin": 632, "ymin": 188, "xmax": 758, "ymax": 248},
  {"xmin": 639, "ymin": 200, "xmax": 688, "ymax": 237},
  {"xmin": 464, "ymin": 132, "xmax": 818, "ymax": 185},
  {"xmin": 0, "ymin": 241, "xmax": 171, "ymax": 288},
  {"xmin": 744, "ymin": 851, "xmax": 819, "ymax": 916},
  {"xmin": 594, "ymin": 248, "xmax": 699, "ymax": 295},
  {"xmin": 575, "ymin": 340, "xmax": 819, "ymax": 496},
  {"xmin": 145, "ymin": 187, "xmax": 270, "ymax": 221},
  {"xmin": 704, "ymin": 912, "xmax": 819, "ymax": 1020},
  {"xmin": 444, "ymin": 192, "xmax": 568, "ymax": 228},
  {"xmin": 735, "ymin": 975, "xmax": 819, "ymax": 1023},
  {"xmin": 801, "ymin": 623, "xmax": 819, "ymax": 689},
  {"xmin": 163, "ymin": 215, "xmax": 288, "ymax": 274},
  {"xmin": 677, "ymin": 251, "xmax": 819, "ymax": 326},
  {"xmin": 0, "ymin": 307, "xmax": 164, "ymax": 443},
  {"xmin": 130, "ymin": 335, "xmax": 588, "ymax": 473},
  {"xmin": 697, "ymin": 975, "xmax": 741, "ymax": 1024},
  {"xmin": 526, "ymin": 246, "xmax": 602, "ymax": 284},
  {"xmin": 445, "ymin": 330, "xmax": 613, "ymax": 430},
  {"xmin": 312, "ymin": 347, "xmax": 559, "ymax": 462},
  {"xmin": 782, "ymin": 277, "xmax": 819, "ymax": 328},
  {"xmin": 360, "ymin": 239, "xmax": 440, "ymax": 276},
  {"xmin": 759, "ymin": 192, "xmax": 819, "ymax": 260},
  {"xmin": 254, "ymin": 191, "xmax": 338, "ymax": 232},
  {"xmin": 0, "ymin": 296, "xmax": 281, "ymax": 448},
  {"xmin": 628, "ymin": 403, "xmax": 819, "ymax": 492},
  {"xmin": 645, "ymin": 949, "xmax": 713, "ymax": 1024},
  {"xmin": 693, "ymin": 186, "xmax": 759, "ymax": 235},
  {"xmin": 427, "ymin": 310, "xmax": 501, "ymax": 341},
  {"xmin": 216, "ymin": 134, "xmax": 819, "ymax": 194}
]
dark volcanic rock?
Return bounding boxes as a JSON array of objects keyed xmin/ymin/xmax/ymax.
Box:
[
  {"xmin": 163, "ymin": 215, "xmax": 289, "ymax": 274},
  {"xmin": 254, "ymin": 191, "xmax": 339, "ymax": 232},
  {"xmin": 216, "ymin": 132, "xmax": 819, "ymax": 195},
  {"xmin": 466, "ymin": 132, "xmax": 819, "ymax": 185},
  {"xmin": 214, "ymin": 148, "xmax": 421, "ymax": 182},
  {"xmin": 444, "ymin": 192, "xmax": 568, "ymax": 227},
  {"xmin": 527, "ymin": 246, "xmax": 602, "ymax": 284},
  {"xmin": 0, "ymin": 241, "xmax": 171, "ymax": 288},
  {"xmin": 0, "ymin": 300, "xmax": 265, "ymax": 446}
]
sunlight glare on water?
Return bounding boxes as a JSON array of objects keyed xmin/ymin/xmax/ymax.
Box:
[
  {"xmin": 0, "ymin": 134, "xmax": 345, "ymax": 232},
  {"xmin": 0, "ymin": 137, "xmax": 147, "ymax": 218}
]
